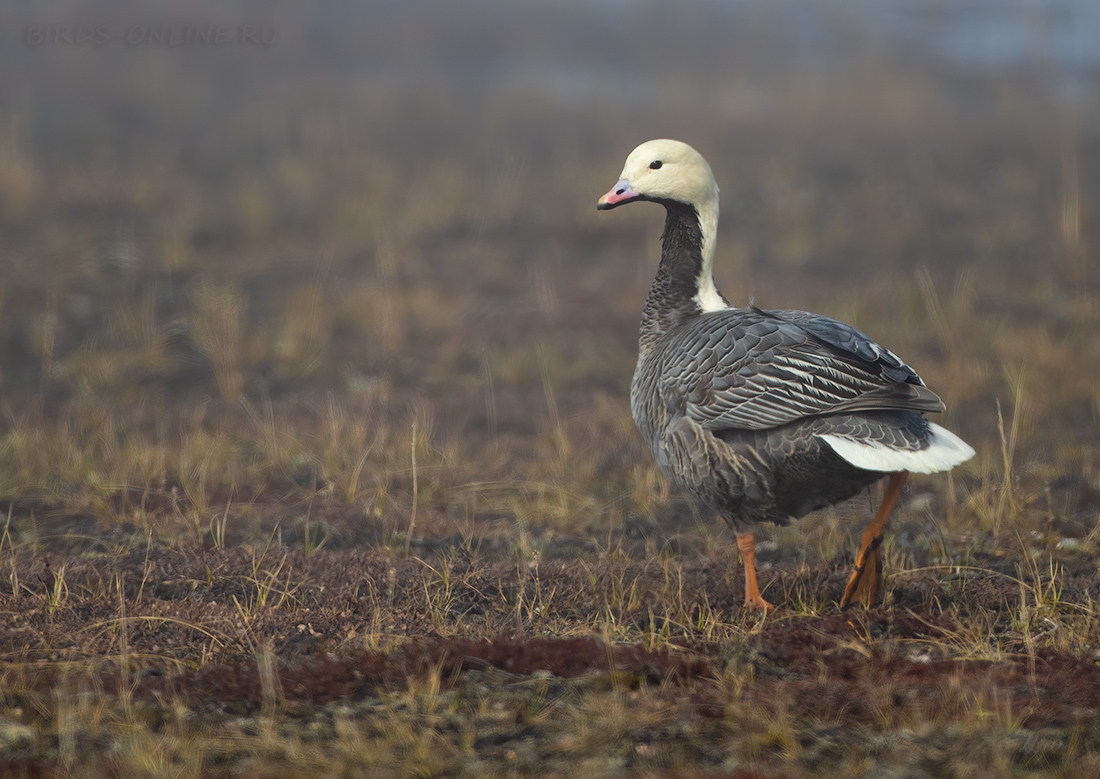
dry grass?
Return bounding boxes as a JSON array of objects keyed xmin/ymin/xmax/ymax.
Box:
[{"xmin": 0, "ymin": 0, "xmax": 1098, "ymax": 776}]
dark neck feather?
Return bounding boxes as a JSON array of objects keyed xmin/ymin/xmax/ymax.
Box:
[{"xmin": 639, "ymin": 201, "xmax": 708, "ymax": 353}]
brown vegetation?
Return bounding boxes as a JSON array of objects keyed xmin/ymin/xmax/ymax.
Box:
[{"xmin": 0, "ymin": 0, "xmax": 1098, "ymax": 775}]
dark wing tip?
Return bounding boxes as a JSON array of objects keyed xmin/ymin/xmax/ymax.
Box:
[{"xmin": 753, "ymin": 305, "xmax": 927, "ymax": 387}]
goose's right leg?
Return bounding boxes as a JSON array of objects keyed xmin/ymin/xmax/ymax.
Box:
[{"xmin": 840, "ymin": 470, "xmax": 908, "ymax": 608}]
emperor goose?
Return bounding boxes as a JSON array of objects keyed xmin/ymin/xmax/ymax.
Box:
[{"xmin": 597, "ymin": 139, "xmax": 974, "ymax": 611}]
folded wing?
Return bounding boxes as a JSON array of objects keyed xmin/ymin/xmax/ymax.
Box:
[{"xmin": 661, "ymin": 306, "xmax": 945, "ymax": 432}]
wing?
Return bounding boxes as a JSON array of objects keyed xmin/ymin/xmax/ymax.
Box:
[
  {"xmin": 660, "ymin": 306, "xmax": 944, "ymax": 432},
  {"xmin": 757, "ymin": 306, "xmax": 922, "ymax": 384}
]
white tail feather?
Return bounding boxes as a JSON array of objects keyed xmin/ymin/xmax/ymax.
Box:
[{"xmin": 818, "ymin": 423, "xmax": 975, "ymax": 474}]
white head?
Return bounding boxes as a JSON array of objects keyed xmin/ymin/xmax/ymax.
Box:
[
  {"xmin": 597, "ymin": 139, "xmax": 719, "ymax": 214},
  {"xmin": 597, "ymin": 139, "xmax": 726, "ymax": 312}
]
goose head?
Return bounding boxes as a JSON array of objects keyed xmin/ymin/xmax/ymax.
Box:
[
  {"xmin": 597, "ymin": 140, "xmax": 726, "ymax": 312},
  {"xmin": 597, "ymin": 139, "xmax": 718, "ymax": 214}
]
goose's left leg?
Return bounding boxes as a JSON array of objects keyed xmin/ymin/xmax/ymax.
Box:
[
  {"xmin": 737, "ymin": 532, "xmax": 774, "ymax": 612},
  {"xmin": 840, "ymin": 470, "xmax": 908, "ymax": 608}
]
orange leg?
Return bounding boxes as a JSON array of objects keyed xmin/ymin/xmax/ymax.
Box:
[
  {"xmin": 737, "ymin": 533, "xmax": 773, "ymax": 612},
  {"xmin": 841, "ymin": 471, "xmax": 908, "ymax": 609}
]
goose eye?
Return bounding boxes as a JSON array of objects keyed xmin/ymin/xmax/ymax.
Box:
[{"xmin": 649, "ymin": 160, "xmax": 663, "ymax": 170}]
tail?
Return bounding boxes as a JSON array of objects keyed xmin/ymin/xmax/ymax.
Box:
[{"xmin": 819, "ymin": 423, "xmax": 975, "ymax": 474}]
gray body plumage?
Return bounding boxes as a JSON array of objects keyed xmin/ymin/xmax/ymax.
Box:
[{"xmin": 630, "ymin": 201, "xmax": 948, "ymax": 534}]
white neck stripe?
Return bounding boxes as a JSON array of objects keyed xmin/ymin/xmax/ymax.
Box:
[{"xmin": 694, "ymin": 189, "xmax": 727, "ymax": 312}]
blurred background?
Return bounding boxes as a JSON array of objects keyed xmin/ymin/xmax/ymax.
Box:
[{"xmin": 0, "ymin": 0, "xmax": 1097, "ymax": 541}]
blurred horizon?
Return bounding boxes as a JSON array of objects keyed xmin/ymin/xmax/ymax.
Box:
[
  {"xmin": 0, "ymin": 0, "xmax": 1097, "ymax": 448},
  {"xmin": 4, "ymin": 0, "xmax": 1097, "ymax": 169}
]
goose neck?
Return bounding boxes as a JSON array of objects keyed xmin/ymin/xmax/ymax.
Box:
[{"xmin": 638, "ymin": 200, "xmax": 726, "ymax": 351}]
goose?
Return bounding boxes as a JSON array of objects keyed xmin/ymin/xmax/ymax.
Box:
[{"xmin": 597, "ymin": 139, "xmax": 974, "ymax": 611}]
